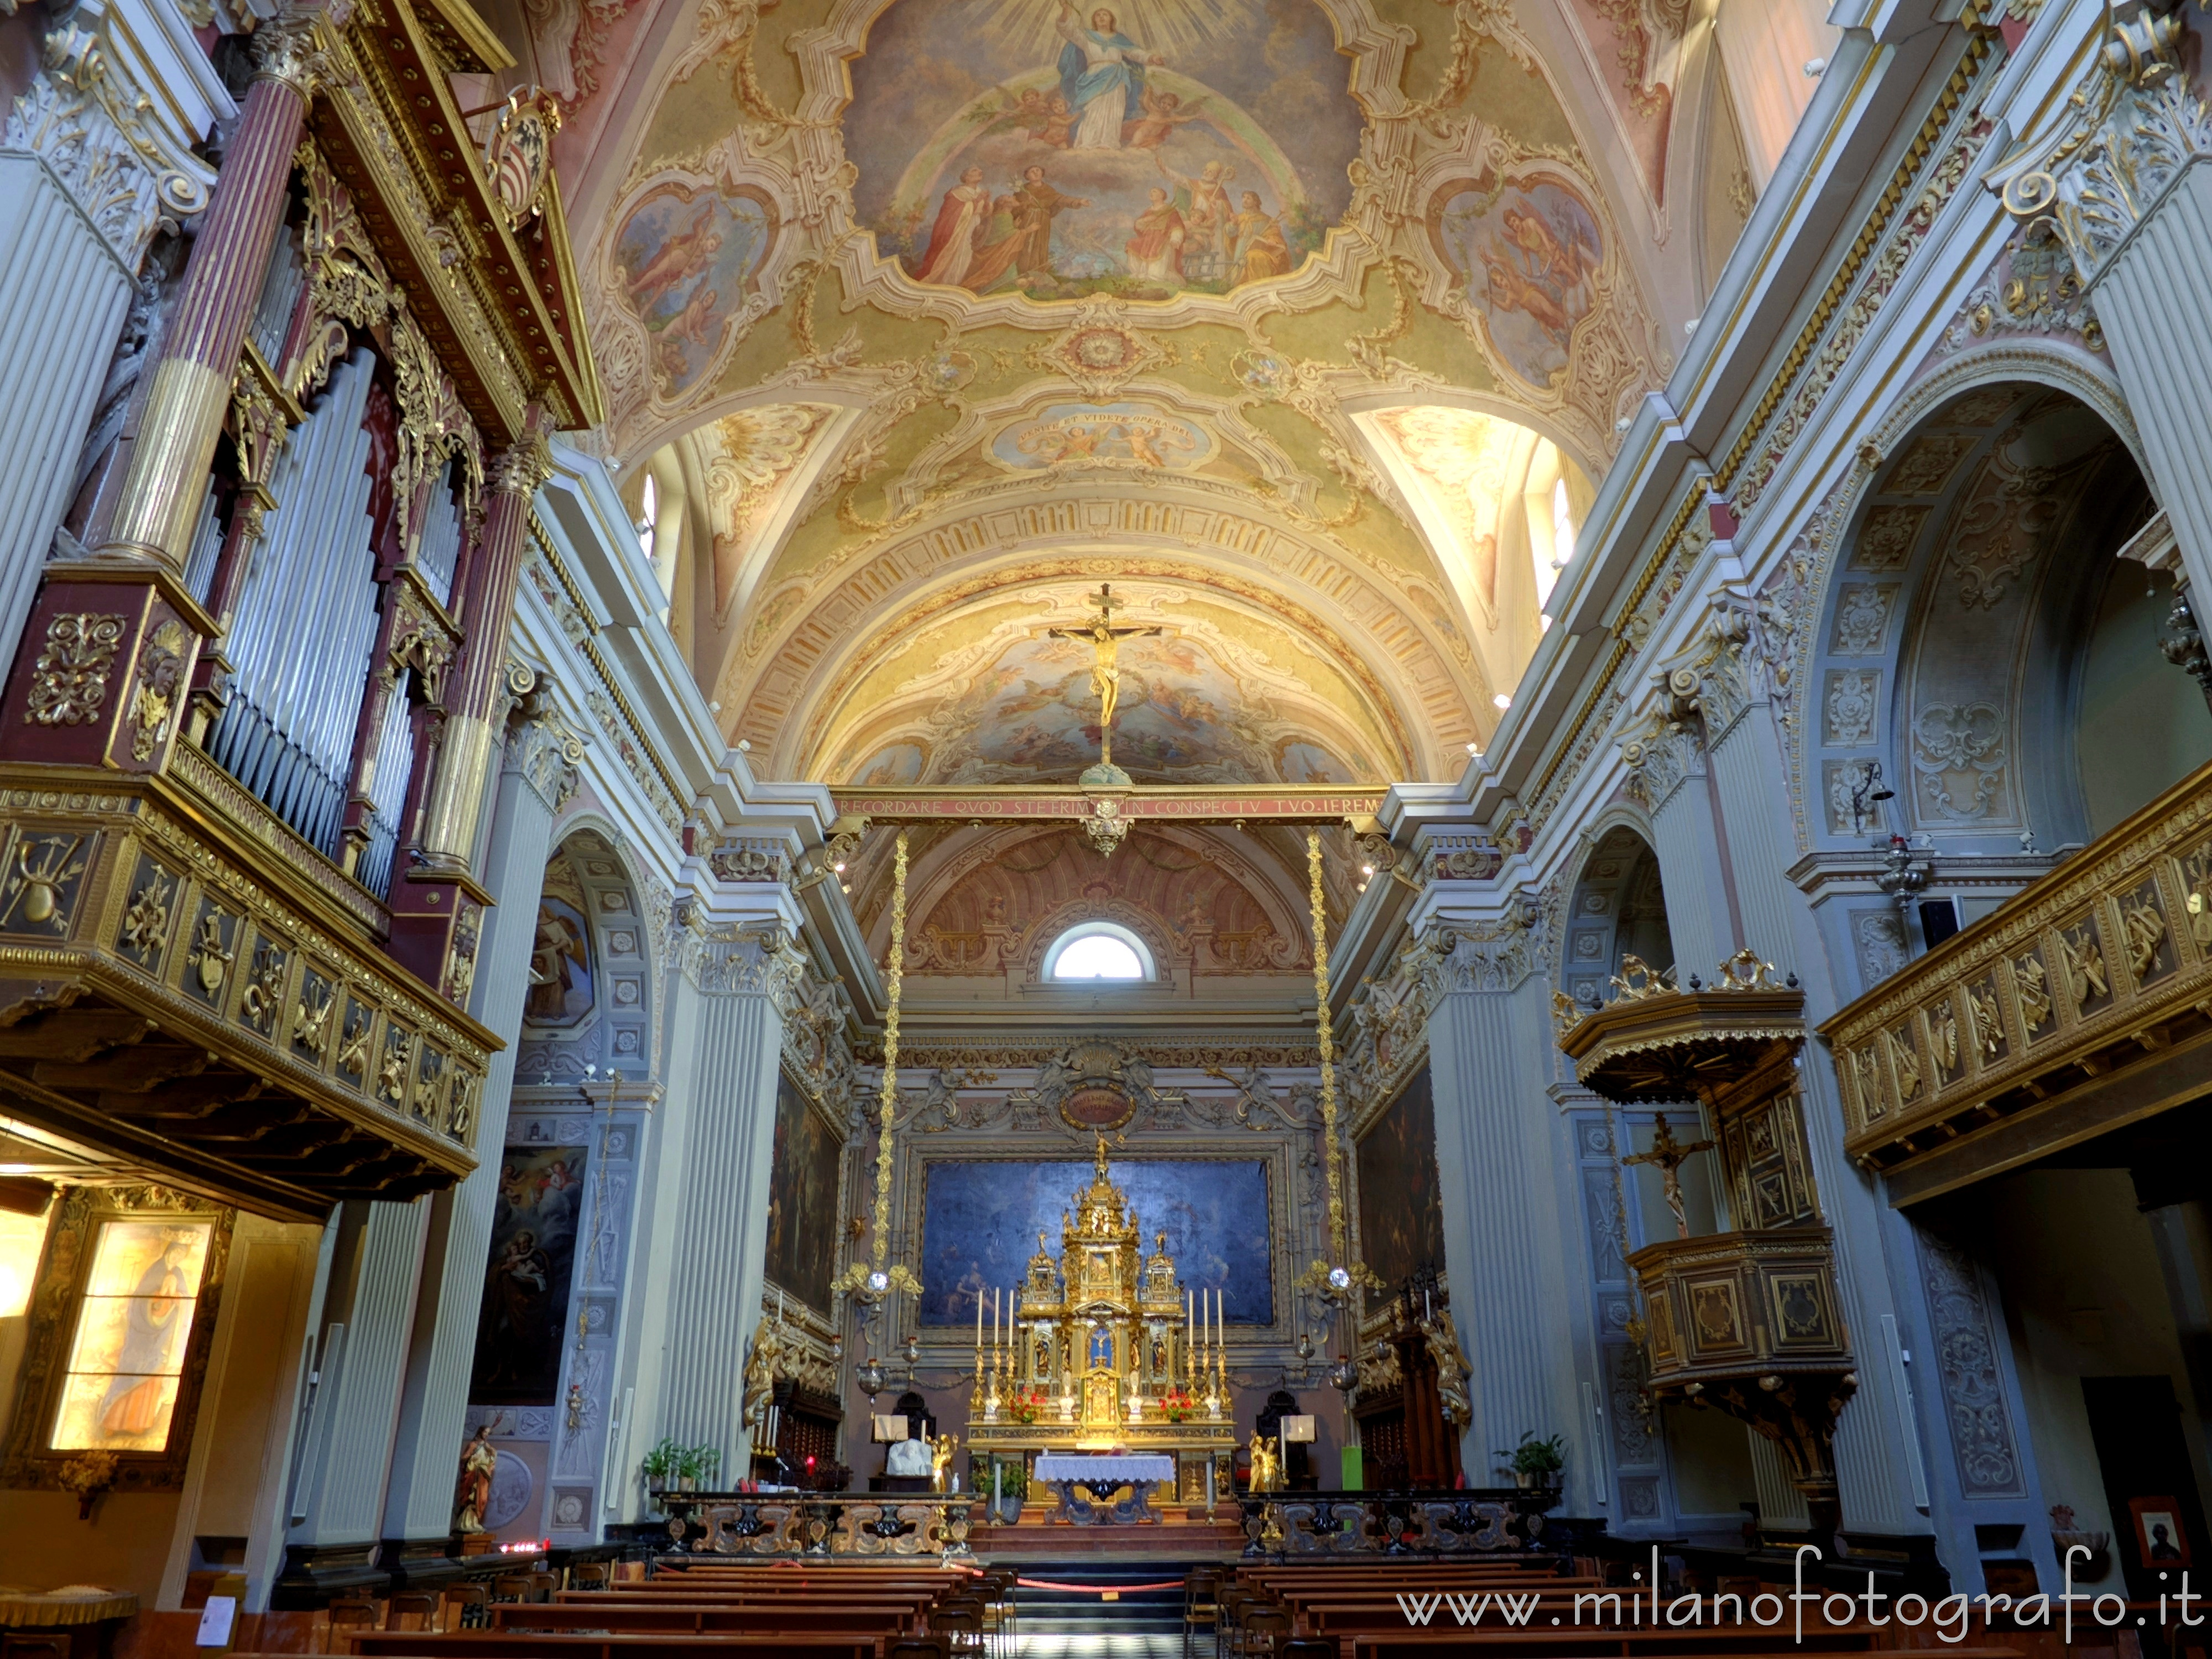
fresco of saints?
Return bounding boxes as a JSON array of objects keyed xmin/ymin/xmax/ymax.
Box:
[
  {"xmin": 1156, "ymin": 155, "xmax": 1233, "ymax": 271},
  {"xmin": 477, "ymin": 1228, "xmax": 555, "ymax": 1393},
  {"xmin": 917, "ymin": 166, "xmax": 991, "ymax": 286},
  {"xmin": 1229, "ymin": 191, "xmax": 1291, "ymax": 285},
  {"xmin": 1503, "ymin": 202, "xmax": 1593, "ymax": 294},
  {"xmin": 1013, "ymin": 165, "xmax": 1090, "ymax": 281},
  {"xmin": 963, "ymin": 193, "xmax": 1029, "ymax": 292},
  {"xmin": 1055, "ymin": 0, "xmax": 1164, "ymax": 151},
  {"xmin": 1125, "ymin": 188, "xmax": 1186, "ymax": 284},
  {"xmin": 525, "ymin": 900, "xmax": 589, "ymax": 1023}
]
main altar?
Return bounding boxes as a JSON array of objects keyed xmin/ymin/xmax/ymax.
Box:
[{"xmin": 966, "ymin": 1140, "xmax": 1237, "ymax": 1509}]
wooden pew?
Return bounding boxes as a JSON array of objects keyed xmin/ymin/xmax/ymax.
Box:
[
  {"xmin": 1348, "ymin": 1646, "xmax": 2025, "ymax": 1659},
  {"xmin": 346, "ymin": 1632, "xmax": 883, "ymax": 1659},
  {"xmin": 486, "ymin": 1606, "xmax": 923, "ymax": 1638}
]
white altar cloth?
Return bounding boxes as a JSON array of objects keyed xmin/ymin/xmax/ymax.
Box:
[{"xmin": 1034, "ymin": 1454, "xmax": 1176, "ymax": 1483}]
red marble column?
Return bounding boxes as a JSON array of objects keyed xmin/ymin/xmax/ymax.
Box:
[
  {"xmin": 388, "ymin": 418, "xmax": 552, "ymax": 997},
  {"xmin": 95, "ymin": 22, "xmax": 316, "ymax": 571}
]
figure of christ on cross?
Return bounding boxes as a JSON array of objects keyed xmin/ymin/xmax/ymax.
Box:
[
  {"xmin": 1046, "ymin": 583, "xmax": 1161, "ymax": 768},
  {"xmin": 1621, "ymin": 1112, "xmax": 1714, "ymax": 1239}
]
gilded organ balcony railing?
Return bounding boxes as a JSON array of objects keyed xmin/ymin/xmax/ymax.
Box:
[{"xmin": 1821, "ymin": 759, "xmax": 2212, "ymax": 1202}]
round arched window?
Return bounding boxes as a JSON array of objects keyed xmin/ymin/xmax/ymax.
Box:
[{"xmin": 1043, "ymin": 922, "xmax": 1154, "ymax": 981}]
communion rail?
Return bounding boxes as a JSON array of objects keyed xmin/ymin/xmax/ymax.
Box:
[{"xmin": 644, "ymin": 1488, "xmax": 1569, "ymax": 1559}]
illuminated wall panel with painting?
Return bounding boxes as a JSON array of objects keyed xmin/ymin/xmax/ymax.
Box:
[
  {"xmin": 0, "ymin": 1190, "xmax": 228, "ymax": 1492},
  {"xmin": 50, "ymin": 1219, "xmax": 213, "ymax": 1452}
]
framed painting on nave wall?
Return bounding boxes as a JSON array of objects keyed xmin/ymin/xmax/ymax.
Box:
[
  {"xmin": 916, "ymin": 1156, "xmax": 1273, "ymax": 1327},
  {"xmin": 764, "ymin": 1068, "xmax": 842, "ymax": 1315},
  {"xmin": 468, "ymin": 1144, "xmax": 588, "ymax": 1406},
  {"xmin": 1356, "ymin": 1065, "xmax": 1445, "ymax": 1291}
]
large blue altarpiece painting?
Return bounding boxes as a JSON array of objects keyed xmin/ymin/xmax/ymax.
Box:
[{"xmin": 919, "ymin": 1157, "xmax": 1272, "ymax": 1327}]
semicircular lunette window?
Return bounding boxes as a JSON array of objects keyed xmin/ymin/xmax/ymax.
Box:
[{"xmin": 1045, "ymin": 924, "xmax": 1152, "ymax": 981}]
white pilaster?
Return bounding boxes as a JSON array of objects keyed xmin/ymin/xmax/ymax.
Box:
[
  {"xmin": 1415, "ymin": 896, "xmax": 1586, "ymax": 1498},
  {"xmin": 621, "ymin": 866, "xmax": 801, "ymax": 1495},
  {"xmin": 286, "ymin": 1199, "xmax": 432, "ymax": 1551},
  {"xmin": 379, "ymin": 716, "xmax": 573, "ymax": 1540},
  {"xmin": 0, "ymin": 3, "xmax": 227, "ymax": 661}
]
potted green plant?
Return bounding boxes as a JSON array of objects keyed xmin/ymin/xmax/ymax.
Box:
[
  {"xmin": 694, "ymin": 1445, "xmax": 721, "ymax": 1491},
  {"xmin": 641, "ymin": 1437, "xmax": 680, "ymax": 1498},
  {"xmin": 992, "ymin": 1459, "xmax": 1027, "ymax": 1525},
  {"xmin": 1496, "ymin": 1431, "xmax": 1566, "ymax": 1491},
  {"xmin": 672, "ymin": 1443, "xmax": 702, "ymax": 1491}
]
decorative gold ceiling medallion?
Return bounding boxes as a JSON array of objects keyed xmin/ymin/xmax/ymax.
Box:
[{"xmin": 1027, "ymin": 315, "xmax": 1173, "ymax": 400}]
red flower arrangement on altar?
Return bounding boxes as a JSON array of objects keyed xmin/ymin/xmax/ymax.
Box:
[
  {"xmin": 1160, "ymin": 1386, "xmax": 1197, "ymax": 1424},
  {"xmin": 1009, "ymin": 1386, "xmax": 1049, "ymax": 1425}
]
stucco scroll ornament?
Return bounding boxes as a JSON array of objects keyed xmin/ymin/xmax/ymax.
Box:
[
  {"xmin": 4, "ymin": 25, "xmax": 211, "ymax": 270},
  {"xmin": 1992, "ymin": 4, "xmax": 2211, "ymax": 286},
  {"xmin": 504, "ymin": 664, "xmax": 587, "ymax": 813},
  {"xmin": 1618, "ymin": 715, "xmax": 1691, "ymax": 811}
]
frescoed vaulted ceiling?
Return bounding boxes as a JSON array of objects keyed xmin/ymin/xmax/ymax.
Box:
[{"xmin": 461, "ymin": 0, "xmax": 1827, "ymax": 962}]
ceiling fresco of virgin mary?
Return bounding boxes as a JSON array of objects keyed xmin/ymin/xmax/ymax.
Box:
[{"xmin": 844, "ymin": 0, "xmax": 1365, "ymax": 302}]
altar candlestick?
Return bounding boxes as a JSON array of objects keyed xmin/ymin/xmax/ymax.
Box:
[{"xmin": 976, "ymin": 1288, "xmax": 984, "ymax": 1351}]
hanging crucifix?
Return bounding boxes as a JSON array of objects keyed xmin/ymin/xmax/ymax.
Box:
[
  {"xmin": 1621, "ymin": 1112, "xmax": 1715, "ymax": 1239},
  {"xmin": 1047, "ymin": 583, "xmax": 1161, "ymax": 771}
]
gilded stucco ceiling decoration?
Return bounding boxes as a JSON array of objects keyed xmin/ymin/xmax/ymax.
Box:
[
  {"xmin": 536, "ymin": 0, "xmax": 1724, "ymax": 786},
  {"xmin": 813, "ymin": 577, "xmax": 1400, "ymax": 787},
  {"xmin": 688, "ymin": 401, "xmax": 842, "ymax": 617}
]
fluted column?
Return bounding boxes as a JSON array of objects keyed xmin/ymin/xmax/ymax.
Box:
[
  {"xmin": 378, "ymin": 690, "xmax": 579, "ymax": 1557},
  {"xmin": 2009, "ymin": 24, "xmax": 2212, "ymax": 596},
  {"xmin": 415, "ymin": 426, "xmax": 554, "ymax": 874},
  {"xmin": 276, "ymin": 1198, "xmax": 431, "ymax": 1603},
  {"xmin": 92, "ymin": 17, "xmax": 315, "ymax": 571},
  {"xmin": 1415, "ymin": 900, "xmax": 1584, "ymax": 1496},
  {"xmin": 1621, "ymin": 726, "xmax": 1738, "ymax": 978},
  {"xmin": 622, "ymin": 860, "xmax": 803, "ymax": 1505},
  {"xmin": 0, "ymin": 4, "xmax": 227, "ymax": 661}
]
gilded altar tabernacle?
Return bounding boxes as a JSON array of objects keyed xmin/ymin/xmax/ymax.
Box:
[{"xmin": 966, "ymin": 1139, "xmax": 1235, "ymax": 1504}]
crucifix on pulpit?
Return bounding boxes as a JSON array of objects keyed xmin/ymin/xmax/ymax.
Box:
[
  {"xmin": 1623, "ymin": 1113, "xmax": 1715, "ymax": 1239},
  {"xmin": 1046, "ymin": 583, "xmax": 1161, "ymax": 772}
]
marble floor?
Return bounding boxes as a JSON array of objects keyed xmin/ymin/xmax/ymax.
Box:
[{"xmin": 1017, "ymin": 1640, "xmax": 1193, "ymax": 1657}]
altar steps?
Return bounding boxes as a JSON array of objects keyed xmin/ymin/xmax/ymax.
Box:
[
  {"xmin": 972, "ymin": 1514, "xmax": 1244, "ymax": 1563},
  {"xmin": 992, "ymin": 1560, "xmax": 1192, "ymax": 1637}
]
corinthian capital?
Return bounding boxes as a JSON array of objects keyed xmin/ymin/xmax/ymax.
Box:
[
  {"xmin": 491, "ymin": 416, "xmax": 557, "ymax": 498},
  {"xmin": 251, "ymin": 11, "xmax": 324, "ymax": 96},
  {"xmin": 6, "ymin": 20, "xmax": 216, "ymax": 268},
  {"xmin": 1994, "ymin": 6, "xmax": 2212, "ymax": 286}
]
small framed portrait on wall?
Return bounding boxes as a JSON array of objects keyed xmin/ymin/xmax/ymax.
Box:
[{"xmin": 2130, "ymin": 1496, "xmax": 2192, "ymax": 1568}]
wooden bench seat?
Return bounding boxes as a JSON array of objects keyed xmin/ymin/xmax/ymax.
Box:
[
  {"xmin": 344, "ymin": 1632, "xmax": 883, "ymax": 1659},
  {"xmin": 1327, "ymin": 1630, "xmax": 2017, "ymax": 1657},
  {"xmin": 489, "ymin": 1606, "xmax": 922, "ymax": 1636}
]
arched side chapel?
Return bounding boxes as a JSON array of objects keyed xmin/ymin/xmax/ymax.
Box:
[{"xmin": 7, "ymin": 0, "xmax": 2212, "ymax": 1624}]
